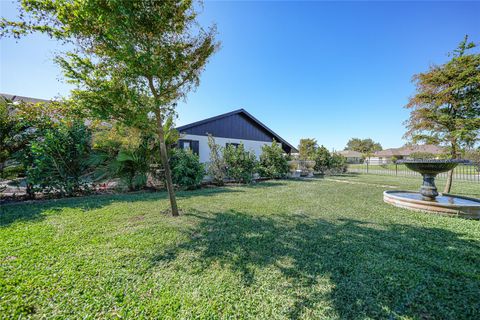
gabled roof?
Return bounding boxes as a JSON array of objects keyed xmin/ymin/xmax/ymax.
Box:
[{"xmin": 177, "ymin": 108, "xmax": 298, "ymax": 153}]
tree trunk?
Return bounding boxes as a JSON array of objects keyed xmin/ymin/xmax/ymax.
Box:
[
  {"xmin": 443, "ymin": 169, "xmax": 453, "ymax": 194},
  {"xmin": 155, "ymin": 109, "xmax": 179, "ymax": 216},
  {"xmin": 443, "ymin": 142, "xmax": 457, "ymax": 194}
]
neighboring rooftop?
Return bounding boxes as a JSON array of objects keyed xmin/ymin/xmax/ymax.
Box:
[
  {"xmin": 374, "ymin": 144, "xmax": 444, "ymax": 157},
  {"xmin": 1, "ymin": 93, "xmax": 50, "ymax": 104}
]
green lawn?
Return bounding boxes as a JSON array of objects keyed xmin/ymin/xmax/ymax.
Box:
[{"xmin": 1, "ymin": 174, "xmax": 479, "ymax": 319}]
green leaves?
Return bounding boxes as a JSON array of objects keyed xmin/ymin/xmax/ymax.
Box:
[
  {"xmin": 223, "ymin": 143, "xmax": 257, "ymax": 184},
  {"xmin": 345, "ymin": 138, "xmax": 382, "ymax": 155},
  {"xmin": 258, "ymin": 140, "xmax": 289, "ymax": 179},
  {"xmin": 27, "ymin": 120, "xmax": 94, "ymax": 196},
  {"xmin": 170, "ymin": 148, "xmax": 205, "ymax": 190}
]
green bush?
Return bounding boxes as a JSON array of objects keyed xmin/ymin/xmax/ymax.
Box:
[
  {"xmin": 27, "ymin": 121, "xmax": 94, "ymax": 196},
  {"xmin": 313, "ymin": 145, "xmax": 331, "ymax": 173},
  {"xmin": 329, "ymin": 153, "xmax": 347, "ymax": 174},
  {"xmin": 223, "ymin": 143, "xmax": 257, "ymax": 183},
  {"xmin": 170, "ymin": 148, "xmax": 205, "ymax": 189},
  {"xmin": 258, "ymin": 140, "xmax": 288, "ymax": 178}
]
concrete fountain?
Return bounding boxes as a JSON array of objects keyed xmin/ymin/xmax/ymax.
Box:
[{"xmin": 383, "ymin": 159, "xmax": 480, "ymax": 219}]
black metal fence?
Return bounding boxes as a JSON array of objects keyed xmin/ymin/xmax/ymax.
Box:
[{"xmin": 347, "ymin": 162, "xmax": 480, "ymax": 183}]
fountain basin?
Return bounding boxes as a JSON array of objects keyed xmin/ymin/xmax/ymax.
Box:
[{"xmin": 384, "ymin": 190, "xmax": 480, "ymax": 219}]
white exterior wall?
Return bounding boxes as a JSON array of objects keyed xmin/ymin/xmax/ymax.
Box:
[
  {"xmin": 367, "ymin": 157, "xmax": 390, "ymax": 165},
  {"xmin": 181, "ymin": 134, "xmax": 272, "ymax": 163}
]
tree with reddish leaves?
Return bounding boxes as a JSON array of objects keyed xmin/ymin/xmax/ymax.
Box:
[{"xmin": 404, "ymin": 35, "xmax": 480, "ymax": 193}]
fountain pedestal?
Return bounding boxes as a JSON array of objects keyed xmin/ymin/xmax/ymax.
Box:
[{"xmin": 420, "ymin": 173, "xmax": 439, "ymax": 201}]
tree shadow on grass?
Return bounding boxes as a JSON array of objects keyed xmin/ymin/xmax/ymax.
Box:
[
  {"xmin": 0, "ymin": 187, "xmax": 243, "ymax": 227},
  {"xmin": 151, "ymin": 210, "xmax": 480, "ymax": 319}
]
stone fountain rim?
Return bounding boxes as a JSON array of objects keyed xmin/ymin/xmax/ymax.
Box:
[{"xmin": 384, "ymin": 190, "xmax": 480, "ymax": 208}]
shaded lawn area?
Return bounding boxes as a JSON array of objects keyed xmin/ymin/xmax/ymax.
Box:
[{"xmin": 1, "ymin": 175, "xmax": 479, "ymax": 319}]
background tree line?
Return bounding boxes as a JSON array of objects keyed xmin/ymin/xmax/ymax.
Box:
[{"xmin": 297, "ymin": 138, "xmax": 347, "ymax": 174}]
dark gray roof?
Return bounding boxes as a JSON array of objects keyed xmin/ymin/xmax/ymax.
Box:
[
  {"xmin": 177, "ymin": 108, "xmax": 298, "ymax": 153},
  {"xmin": 1, "ymin": 93, "xmax": 50, "ymax": 104}
]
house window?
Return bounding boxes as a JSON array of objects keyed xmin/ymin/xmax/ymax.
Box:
[
  {"xmin": 226, "ymin": 142, "xmax": 240, "ymax": 149},
  {"xmin": 178, "ymin": 139, "xmax": 199, "ymax": 155}
]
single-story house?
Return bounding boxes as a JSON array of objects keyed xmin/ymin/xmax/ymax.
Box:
[
  {"xmin": 367, "ymin": 144, "xmax": 445, "ymax": 165},
  {"xmin": 176, "ymin": 109, "xmax": 298, "ymax": 163},
  {"xmin": 338, "ymin": 150, "xmax": 363, "ymax": 164}
]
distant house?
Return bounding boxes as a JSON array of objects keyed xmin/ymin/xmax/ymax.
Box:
[
  {"xmin": 368, "ymin": 144, "xmax": 445, "ymax": 165},
  {"xmin": 338, "ymin": 150, "xmax": 363, "ymax": 164},
  {"xmin": 176, "ymin": 109, "xmax": 297, "ymax": 163}
]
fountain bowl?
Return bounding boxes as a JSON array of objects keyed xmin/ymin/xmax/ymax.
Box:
[
  {"xmin": 384, "ymin": 190, "xmax": 480, "ymax": 219},
  {"xmin": 397, "ymin": 159, "xmax": 467, "ymax": 175}
]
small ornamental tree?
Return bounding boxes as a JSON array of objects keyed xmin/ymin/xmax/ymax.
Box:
[
  {"xmin": 313, "ymin": 145, "xmax": 331, "ymax": 174},
  {"xmin": 1, "ymin": 0, "xmax": 219, "ymax": 216},
  {"xmin": 404, "ymin": 36, "xmax": 480, "ymax": 193},
  {"xmin": 258, "ymin": 140, "xmax": 288, "ymax": 179},
  {"xmin": 298, "ymin": 138, "xmax": 318, "ymax": 160},
  {"xmin": 223, "ymin": 143, "xmax": 257, "ymax": 183},
  {"xmin": 207, "ymin": 135, "xmax": 226, "ymax": 185}
]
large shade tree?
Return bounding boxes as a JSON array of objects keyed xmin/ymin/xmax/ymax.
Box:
[
  {"xmin": 1, "ymin": 0, "xmax": 219, "ymax": 216},
  {"xmin": 345, "ymin": 138, "xmax": 382, "ymax": 154},
  {"xmin": 404, "ymin": 36, "xmax": 480, "ymax": 193}
]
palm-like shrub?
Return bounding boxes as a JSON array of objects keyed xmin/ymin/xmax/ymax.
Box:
[
  {"xmin": 92, "ymin": 126, "xmax": 156, "ymax": 191},
  {"xmin": 258, "ymin": 140, "xmax": 288, "ymax": 178}
]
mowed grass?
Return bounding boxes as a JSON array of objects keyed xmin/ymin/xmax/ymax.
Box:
[{"xmin": 1, "ymin": 175, "xmax": 480, "ymax": 319}]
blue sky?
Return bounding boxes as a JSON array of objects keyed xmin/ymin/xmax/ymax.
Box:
[{"xmin": 1, "ymin": 1, "xmax": 479, "ymax": 150}]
